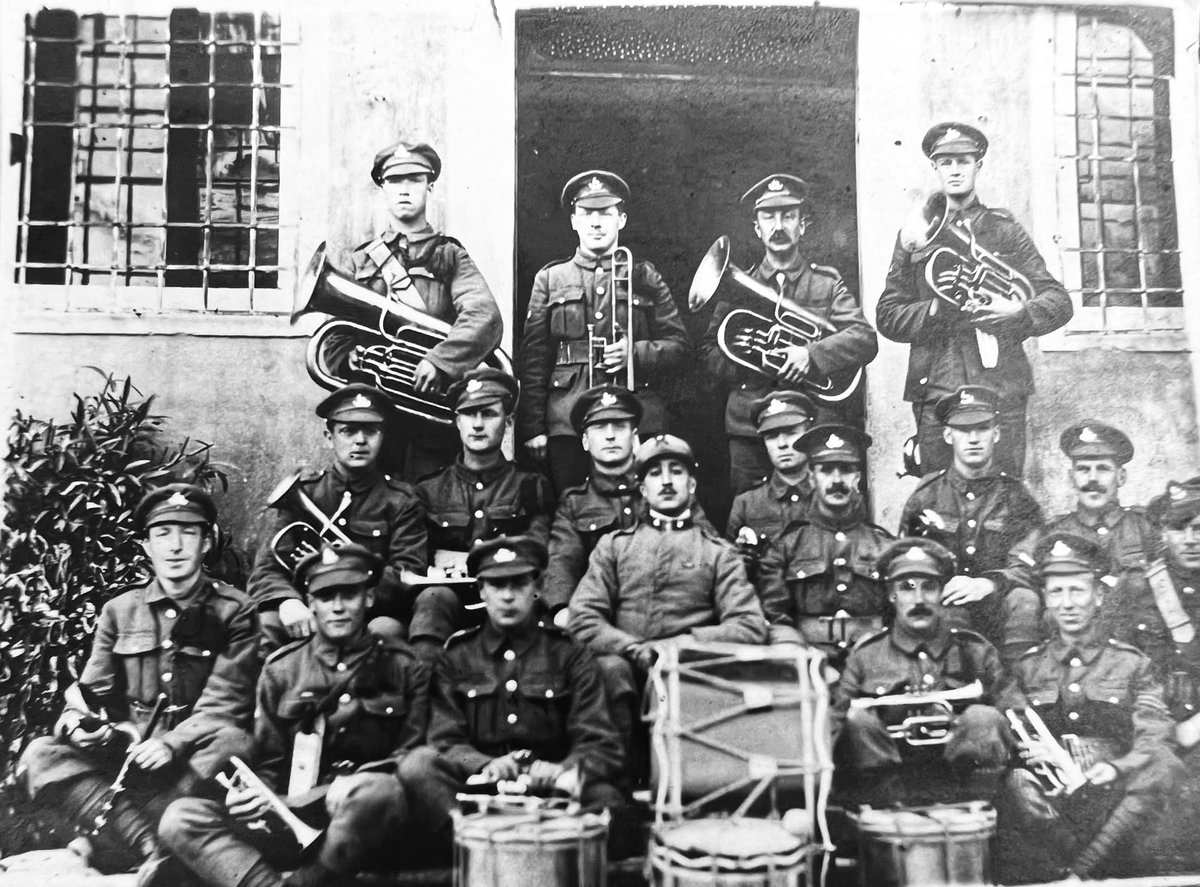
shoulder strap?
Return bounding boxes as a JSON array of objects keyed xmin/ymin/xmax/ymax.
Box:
[
  {"xmin": 1145, "ymin": 561, "xmax": 1196, "ymax": 644},
  {"xmin": 365, "ymin": 238, "xmax": 424, "ymax": 310}
]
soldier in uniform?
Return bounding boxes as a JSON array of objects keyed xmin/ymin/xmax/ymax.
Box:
[
  {"xmin": 516, "ymin": 169, "xmax": 689, "ymax": 495},
  {"xmin": 1000, "ymin": 532, "xmax": 1183, "ymax": 881},
  {"xmin": 877, "ymin": 122, "xmax": 1072, "ymax": 477},
  {"xmin": 413, "ymin": 368, "xmax": 555, "ymax": 656},
  {"xmin": 899, "ymin": 385, "xmax": 1043, "ymax": 651},
  {"xmin": 321, "ymin": 140, "xmax": 503, "ymax": 478},
  {"xmin": 155, "ymin": 545, "xmax": 431, "ymax": 887},
  {"xmin": 544, "ymin": 385, "xmax": 644, "ymax": 627},
  {"xmin": 999, "ymin": 421, "xmax": 1155, "ymax": 654},
  {"xmin": 398, "ymin": 536, "xmax": 624, "ymax": 859},
  {"xmin": 19, "ymin": 485, "xmax": 257, "ymax": 873},
  {"xmin": 700, "ymin": 173, "xmax": 877, "ymax": 494},
  {"xmin": 835, "ymin": 538, "xmax": 1020, "ymax": 808},
  {"xmin": 570, "ymin": 434, "xmax": 768, "ymax": 773},
  {"xmin": 757, "ymin": 425, "xmax": 894, "ymax": 653},
  {"xmin": 725, "ymin": 391, "xmax": 817, "ymax": 581},
  {"xmin": 248, "ymin": 384, "xmax": 427, "ymax": 651}
]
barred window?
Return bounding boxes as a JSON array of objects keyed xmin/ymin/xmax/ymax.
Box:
[{"xmin": 16, "ymin": 9, "xmax": 297, "ymax": 313}]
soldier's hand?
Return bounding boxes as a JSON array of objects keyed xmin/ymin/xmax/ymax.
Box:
[
  {"xmin": 524, "ymin": 435, "xmax": 549, "ymax": 463},
  {"xmin": 553, "ymin": 608, "xmax": 571, "ymax": 631},
  {"xmin": 412, "ymin": 359, "xmax": 443, "ymax": 394},
  {"xmin": 1084, "ymin": 762, "xmax": 1118, "ymax": 786},
  {"xmin": 479, "ymin": 752, "xmax": 524, "ymax": 783},
  {"xmin": 66, "ymin": 719, "xmax": 114, "ymax": 749},
  {"xmin": 527, "ymin": 760, "xmax": 565, "ymax": 792},
  {"xmin": 278, "ymin": 599, "xmax": 316, "ymax": 638},
  {"xmin": 775, "ymin": 345, "xmax": 811, "ymax": 384},
  {"xmin": 941, "ymin": 576, "xmax": 996, "ymax": 606},
  {"xmin": 965, "ymin": 295, "xmax": 1023, "ymax": 327},
  {"xmin": 627, "ymin": 642, "xmax": 658, "ymax": 670},
  {"xmin": 129, "ymin": 737, "xmax": 174, "ymax": 771},
  {"xmin": 1019, "ymin": 739, "xmax": 1055, "ymax": 770},
  {"xmin": 600, "ymin": 337, "xmax": 628, "ymax": 372},
  {"xmin": 225, "ymin": 783, "xmax": 271, "ymax": 823}
]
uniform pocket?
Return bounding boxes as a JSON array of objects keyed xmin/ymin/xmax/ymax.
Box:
[{"xmin": 548, "ymin": 286, "xmax": 587, "ymax": 340}]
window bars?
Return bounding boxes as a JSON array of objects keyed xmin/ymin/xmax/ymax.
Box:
[{"xmin": 16, "ymin": 9, "xmax": 296, "ymax": 312}]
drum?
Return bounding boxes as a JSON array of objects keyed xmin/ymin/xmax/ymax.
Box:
[
  {"xmin": 648, "ymin": 818, "xmax": 809, "ymax": 887},
  {"xmin": 647, "ymin": 641, "xmax": 833, "ymax": 844},
  {"xmin": 452, "ymin": 808, "xmax": 609, "ymax": 887},
  {"xmin": 855, "ymin": 802, "xmax": 996, "ymax": 887}
]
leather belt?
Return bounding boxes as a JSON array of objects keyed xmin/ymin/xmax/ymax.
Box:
[
  {"xmin": 799, "ymin": 614, "xmax": 883, "ymax": 648},
  {"xmin": 556, "ymin": 339, "xmax": 592, "ymax": 366}
]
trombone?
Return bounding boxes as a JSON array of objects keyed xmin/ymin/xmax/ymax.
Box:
[
  {"xmin": 267, "ymin": 471, "xmax": 353, "ymax": 573},
  {"xmin": 586, "ymin": 246, "xmax": 635, "ymax": 390}
]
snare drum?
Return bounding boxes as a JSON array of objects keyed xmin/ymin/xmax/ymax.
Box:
[
  {"xmin": 452, "ymin": 808, "xmax": 609, "ymax": 887},
  {"xmin": 648, "ymin": 818, "xmax": 809, "ymax": 887},
  {"xmin": 856, "ymin": 802, "xmax": 996, "ymax": 887}
]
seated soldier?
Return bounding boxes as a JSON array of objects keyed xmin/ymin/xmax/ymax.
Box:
[
  {"xmin": 835, "ymin": 537, "xmax": 1020, "ymax": 808},
  {"xmin": 18, "ymin": 485, "xmax": 257, "ymax": 873},
  {"xmin": 726, "ymin": 391, "xmax": 817, "ymax": 582},
  {"xmin": 154, "ymin": 545, "xmax": 431, "ymax": 887},
  {"xmin": 999, "ymin": 531, "xmax": 1183, "ymax": 881},
  {"xmin": 413, "ymin": 368, "xmax": 555, "ymax": 656},
  {"xmin": 757, "ymin": 424, "xmax": 894, "ymax": 653},
  {"xmin": 247, "ymin": 383, "xmax": 427, "ymax": 650},
  {"xmin": 570, "ymin": 434, "xmax": 768, "ymax": 771},
  {"xmin": 399, "ymin": 535, "xmax": 624, "ymax": 860}
]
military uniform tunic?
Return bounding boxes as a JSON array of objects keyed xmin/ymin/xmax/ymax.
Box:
[{"xmin": 726, "ymin": 472, "xmax": 814, "ymax": 550}]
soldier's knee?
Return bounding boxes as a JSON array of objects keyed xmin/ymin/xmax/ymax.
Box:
[
  {"xmin": 958, "ymin": 704, "xmax": 1006, "ymax": 731},
  {"xmin": 157, "ymin": 797, "xmax": 221, "ymax": 848},
  {"xmin": 368, "ymin": 616, "xmax": 407, "ymax": 643},
  {"xmin": 416, "ymin": 585, "xmax": 458, "ymax": 612},
  {"xmin": 398, "ymin": 746, "xmax": 442, "ymax": 788},
  {"xmin": 594, "ymin": 654, "xmax": 636, "ymax": 699},
  {"xmin": 843, "ymin": 705, "xmax": 882, "ymax": 737}
]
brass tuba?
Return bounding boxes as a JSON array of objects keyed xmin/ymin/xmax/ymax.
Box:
[
  {"xmin": 293, "ymin": 243, "xmax": 514, "ymax": 426},
  {"xmin": 267, "ymin": 470, "xmax": 353, "ymax": 573},
  {"xmin": 687, "ymin": 236, "xmax": 861, "ymax": 403}
]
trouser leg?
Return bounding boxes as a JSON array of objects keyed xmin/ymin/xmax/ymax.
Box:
[
  {"xmin": 996, "ymin": 397, "xmax": 1027, "ymax": 478},
  {"xmin": 44, "ymin": 772, "xmax": 159, "ymax": 871},
  {"xmin": 728, "ymin": 436, "xmax": 771, "ymax": 496},
  {"xmin": 157, "ymin": 797, "xmax": 286, "ymax": 887},
  {"xmin": 913, "ymin": 401, "xmax": 952, "ymax": 477},
  {"xmin": 593, "ymin": 654, "xmax": 644, "ymax": 785},
  {"xmin": 397, "ymin": 747, "xmax": 466, "ymax": 864},
  {"xmin": 317, "ymin": 772, "xmax": 407, "ymax": 874},
  {"xmin": 408, "ymin": 584, "xmax": 461, "ymax": 652},
  {"xmin": 1000, "ymin": 587, "xmax": 1044, "ymax": 665},
  {"xmin": 837, "ymin": 706, "xmax": 902, "ymax": 771}
]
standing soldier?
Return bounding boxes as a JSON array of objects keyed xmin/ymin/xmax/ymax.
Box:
[
  {"xmin": 899, "ymin": 385, "xmax": 1042, "ymax": 652},
  {"xmin": 19, "ymin": 485, "xmax": 257, "ymax": 873},
  {"xmin": 154, "ymin": 545, "xmax": 431, "ymax": 887},
  {"xmin": 322, "ymin": 140, "xmax": 503, "ymax": 478},
  {"xmin": 247, "ymin": 383, "xmax": 427, "ymax": 651},
  {"xmin": 757, "ymin": 425, "xmax": 894, "ymax": 652},
  {"xmin": 725, "ymin": 391, "xmax": 817, "ymax": 581},
  {"xmin": 877, "ymin": 122, "xmax": 1072, "ymax": 477},
  {"xmin": 517, "ymin": 169, "xmax": 689, "ymax": 494},
  {"xmin": 413, "ymin": 368, "xmax": 555, "ymax": 656},
  {"xmin": 1001, "ymin": 532, "xmax": 1182, "ymax": 881},
  {"xmin": 700, "ymin": 173, "xmax": 877, "ymax": 494}
]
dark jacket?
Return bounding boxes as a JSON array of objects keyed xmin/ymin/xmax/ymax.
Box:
[{"xmin": 726, "ymin": 471, "xmax": 814, "ymax": 550}]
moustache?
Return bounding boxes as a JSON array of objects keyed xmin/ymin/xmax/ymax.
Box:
[
  {"xmin": 1080, "ymin": 483, "xmax": 1107, "ymax": 494},
  {"xmin": 769, "ymin": 233, "xmax": 790, "ymax": 242},
  {"xmin": 658, "ymin": 485, "xmax": 677, "ymax": 495},
  {"xmin": 907, "ymin": 605, "xmax": 935, "ymax": 617},
  {"xmin": 827, "ymin": 484, "xmax": 851, "ymax": 496}
]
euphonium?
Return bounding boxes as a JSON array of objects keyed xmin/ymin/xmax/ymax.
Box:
[
  {"xmin": 687, "ymin": 236, "xmax": 861, "ymax": 403},
  {"xmin": 586, "ymin": 246, "xmax": 635, "ymax": 390},
  {"xmin": 267, "ymin": 470, "xmax": 354, "ymax": 573},
  {"xmin": 293, "ymin": 243, "xmax": 513, "ymax": 426}
]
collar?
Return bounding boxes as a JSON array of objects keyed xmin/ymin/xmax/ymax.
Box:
[
  {"xmin": 1074, "ymin": 503, "xmax": 1124, "ymax": 530},
  {"xmin": 947, "ymin": 194, "xmax": 983, "ymax": 218},
  {"xmin": 1047, "ymin": 625, "xmax": 1106, "ymax": 666},
  {"xmin": 590, "ymin": 469, "xmax": 637, "ymax": 498},
  {"xmin": 767, "ymin": 471, "xmax": 812, "ymax": 502},
  {"xmin": 947, "ymin": 468, "xmax": 1002, "ymax": 493},
  {"xmin": 750, "ymin": 252, "xmax": 809, "ymax": 284},
  {"xmin": 481, "ymin": 620, "xmax": 539, "ymax": 657},
  {"xmin": 146, "ymin": 574, "xmax": 208, "ymax": 606},
  {"xmin": 383, "ymin": 224, "xmax": 437, "ymax": 247},
  {"xmin": 331, "ymin": 462, "xmax": 384, "ymax": 494},
  {"xmin": 648, "ymin": 507, "xmax": 693, "ymax": 531},
  {"xmin": 572, "ymin": 247, "xmax": 622, "ymax": 272},
  {"xmin": 309, "ymin": 630, "xmax": 377, "ymax": 670},
  {"xmin": 890, "ymin": 622, "xmax": 952, "ymax": 659},
  {"xmin": 452, "ymin": 456, "xmax": 511, "ymax": 486},
  {"xmin": 807, "ymin": 499, "xmax": 863, "ymax": 533}
]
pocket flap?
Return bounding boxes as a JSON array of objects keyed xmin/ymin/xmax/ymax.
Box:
[
  {"xmin": 551, "ymin": 366, "xmax": 581, "ymax": 390},
  {"xmin": 112, "ymin": 631, "xmax": 159, "ymax": 655}
]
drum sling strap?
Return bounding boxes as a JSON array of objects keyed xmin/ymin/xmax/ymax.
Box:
[{"xmin": 1145, "ymin": 561, "xmax": 1197, "ymax": 644}]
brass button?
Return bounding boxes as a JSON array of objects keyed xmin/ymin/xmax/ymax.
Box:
[
  {"xmin": 506, "ymin": 713, "xmax": 518, "ymax": 724},
  {"xmin": 1068, "ymin": 683, "xmax": 1081, "ymax": 692},
  {"xmin": 1097, "ymin": 527, "xmax": 1108, "ymax": 536},
  {"xmin": 545, "ymin": 689, "xmax": 554, "ymax": 698},
  {"xmin": 1068, "ymin": 711, "xmax": 1080, "ymax": 721},
  {"xmin": 161, "ymin": 671, "xmax": 173, "ymax": 682},
  {"xmin": 503, "ymin": 649, "xmax": 516, "ymax": 662},
  {"xmin": 165, "ymin": 609, "xmax": 177, "ymax": 619},
  {"xmin": 965, "ymin": 545, "xmax": 976, "ymax": 555},
  {"xmin": 337, "ymin": 662, "xmax": 348, "ymax": 672},
  {"xmin": 467, "ymin": 689, "xmax": 477, "ymax": 699},
  {"xmin": 1070, "ymin": 658, "xmax": 1082, "ymax": 668},
  {"xmin": 339, "ymin": 693, "xmax": 351, "ymax": 704},
  {"xmin": 922, "ymin": 674, "xmax": 935, "ymax": 685},
  {"xmin": 505, "ymin": 680, "xmax": 518, "ymax": 692},
  {"xmin": 161, "ymin": 639, "xmax": 173, "ymax": 650},
  {"xmin": 966, "ymin": 492, "xmax": 975, "ymax": 501},
  {"xmin": 474, "ymin": 509, "xmax": 485, "ymax": 519},
  {"xmin": 476, "ymin": 482, "xmax": 484, "ymax": 491},
  {"xmin": 967, "ymin": 519, "xmax": 977, "ymax": 528}
]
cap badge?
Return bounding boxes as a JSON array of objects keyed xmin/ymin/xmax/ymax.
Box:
[
  {"xmin": 494, "ymin": 548, "xmax": 516, "ymax": 564},
  {"xmin": 600, "ymin": 391, "xmax": 618, "ymax": 407},
  {"xmin": 960, "ymin": 391, "xmax": 975, "ymax": 404},
  {"xmin": 321, "ymin": 548, "xmax": 340, "ymax": 565},
  {"xmin": 767, "ymin": 178, "xmax": 784, "ymax": 192},
  {"xmin": 944, "ymin": 127, "xmax": 962, "ymax": 141},
  {"xmin": 826, "ymin": 433, "xmax": 845, "ymax": 448},
  {"xmin": 1079, "ymin": 427, "xmax": 1100, "ymax": 443},
  {"xmin": 166, "ymin": 491, "xmax": 190, "ymax": 507},
  {"xmin": 1170, "ymin": 483, "xmax": 1187, "ymax": 502},
  {"xmin": 351, "ymin": 393, "xmax": 372, "ymax": 409},
  {"xmin": 764, "ymin": 398, "xmax": 787, "ymax": 416},
  {"xmin": 1049, "ymin": 540, "xmax": 1074, "ymax": 559},
  {"xmin": 466, "ymin": 379, "xmax": 483, "ymax": 393},
  {"xmin": 587, "ymin": 176, "xmax": 604, "ymax": 193},
  {"xmin": 905, "ymin": 546, "xmax": 929, "ymax": 561}
]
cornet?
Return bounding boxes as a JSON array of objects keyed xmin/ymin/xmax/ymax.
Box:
[
  {"xmin": 267, "ymin": 471, "xmax": 353, "ymax": 573},
  {"xmin": 587, "ymin": 246, "xmax": 635, "ymax": 390},
  {"xmin": 1005, "ymin": 708, "xmax": 1088, "ymax": 796},
  {"xmin": 217, "ymin": 756, "xmax": 323, "ymax": 850},
  {"xmin": 851, "ymin": 680, "xmax": 984, "ymax": 746}
]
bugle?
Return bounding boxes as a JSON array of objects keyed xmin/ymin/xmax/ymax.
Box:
[
  {"xmin": 217, "ymin": 756, "xmax": 323, "ymax": 850},
  {"xmin": 1005, "ymin": 708, "xmax": 1088, "ymax": 796},
  {"xmin": 850, "ymin": 680, "xmax": 984, "ymax": 746},
  {"xmin": 267, "ymin": 470, "xmax": 353, "ymax": 573},
  {"xmin": 587, "ymin": 246, "xmax": 635, "ymax": 390}
]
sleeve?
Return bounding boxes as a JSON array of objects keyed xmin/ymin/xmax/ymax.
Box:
[
  {"xmin": 247, "ymin": 509, "xmax": 304, "ymax": 609},
  {"xmin": 1110, "ymin": 655, "xmax": 1175, "ymax": 776},
  {"xmin": 78, "ymin": 602, "xmax": 123, "ymax": 714},
  {"xmin": 544, "ymin": 500, "xmax": 586, "ymax": 614},
  {"xmin": 426, "ymin": 652, "xmax": 493, "ymax": 775},
  {"xmin": 805, "ymin": 276, "xmax": 879, "ymax": 375},
  {"xmin": 569, "ymin": 536, "xmax": 643, "ymax": 656},
  {"xmin": 424, "ymin": 246, "xmax": 504, "ymax": 380},
  {"xmin": 755, "ymin": 535, "xmax": 798, "ymax": 630},
  {"xmin": 994, "ymin": 489, "xmax": 1045, "ymax": 578},
  {"xmin": 978, "ymin": 641, "xmax": 1026, "ymax": 712},
  {"xmin": 832, "ymin": 649, "xmax": 868, "ymax": 717},
  {"xmin": 690, "ymin": 544, "xmax": 769, "ymax": 645},
  {"xmin": 376, "ymin": 492, "xmax": 429, "ymax": 612},
  {"xmin": 359, "ymin": 657, "xmax": 432, "ymax": 773},
  {"xmin": 876, "ymin": 235, "xmax": 957, "ymax": 345},
  {"xmin": 160, "ymin": 595, "xmax": 260, "ymax": 756},
  {"xmin": 984, "ymin": 217, "xmax": 1073, "ymax": 340},
  {"xmin": 994, "ymin": 525, "xmax": 1042, "ymax": 598},
  {"xmin": 897, "ymin": 488, "xmax": 924, "ymax": 537},
  {"xmin": 253, "ymin": 666, "xmax": 290, "ymax": 792},
  {"xmin": 558, "ymin": 644, "xmax": 624, "ymax": 779},
  {"xmin": 698, "ymin": 290, "xmax": 741, "ymax": 384},
  {"xmin": 631, "ymin": 261, "xmax": 688, "ymax": 375},
  {"xmin": 515, "ymin": 268, "xmax": 555, "ymax": 443},
  {"xmin": 725, "ymin": 494, "xmax": 746, "ymax": 541},
  {"xmin": 524, "ymin": 473, "xmax": 555, "ymax": 548}
]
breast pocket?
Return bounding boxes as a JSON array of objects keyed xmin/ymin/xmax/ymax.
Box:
[
  {"xmin": 616, "ymin": 291, "xmax": 656, "ymax": 341},
  {"xmin": 428, "ymin": 510, "xmax": 470, "ymax": 551},
  {"xmin": 550, "ymin": 365, "xmax": 582, "ymax": 393},
  {"xmin": 548, "ymin": 286, "xmax": 587, "ymax": 340},
  {"xmin": 112, "ymin": 631, "xmax": 161, "ymax": 704},
  {"xmin": 345, "ymin": 518, "xmax": 389, "ymax": 555},
  {"xmin": 454, "ymin": 676, "xmax": 500, "ymax": 742},
  {"xmin": 518, "ymin": 676, "xmax": 572, "ymax": 741},
  {"xmin": 486, "ymin": 503, "xmax": 530, "ymax": 537}
]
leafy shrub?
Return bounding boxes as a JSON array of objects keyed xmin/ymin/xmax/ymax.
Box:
[{"xmin": 0, "ymin": 371, "xmax": 241, "ymax": 849}]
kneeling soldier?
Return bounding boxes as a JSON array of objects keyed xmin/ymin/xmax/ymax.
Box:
[
  {"xmin": 18, "ymin": 484, "xmax": 257, "ymax": 873},
  {"xmin": 155, "ymin": 545, "xmax": 431, "ymax": 887},
  {"xmin": 399, "ymin": 535, "xmax": 624, "ymax": 859},
  {"xmin": 1000, "ymin": 531, "xmax": 1182, "ymax": 881}
]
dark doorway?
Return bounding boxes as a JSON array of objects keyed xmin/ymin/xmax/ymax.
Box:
[{"xmin": 516, "ymin": 6, "xmax": 860, "ymax": 524}]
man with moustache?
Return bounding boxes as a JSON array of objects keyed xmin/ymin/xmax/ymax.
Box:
[
  {"xmin": 19, "ymin": 485, "xmax": 257, "ymax": 874},
  {"xmin": 999, "ymin": 422, "xmax": 1155, "ymax": 653},
  {"xmin": 154, "ymin": 545, "xmax": 430, "ymax": 887},
  {"xmin": 248, "ymin": 384, "xmax": 427, "ymax": 652},
  {"xmin": 412, "ymin": 368, "xmax": 555, "ymax": 657},
  {"xmin": 398, "ymin": 535, "xmax": 624, "ymax": 861},
  {"xmin": 835, "ymin": 537, "xmax": 1020, "ymax": 807},
  {"xmin": 725, "ymin": 392, "xmax": 817, "ymax": 581},
  {"xmin": 517, "ymin": 170, "xmax": 689, "ymax": 494},
  {"xmin": 877, "ymin": 122, "xmax": 1072, "ymax": 477},
  {"xmin": 1000, "ymin": 532, "xmax": 1181, "ymax": 881},
  {"xmin": 323, "ymin": 141, "xmax": 502, "ymax": 478},
  {"xmin": 757, "ymin": 425, "xmax": 894, "ymax": 653},
  {"xmin": 700, "ymin": 174, "xmax": 877, "ymax": 493},
  {"xmin": 570, "ymin": 435, "xmax": 768, "ymax": 771},
  {"xmin": 899, "ymin": 385, "xmax": 1043, "ymax": 652}
]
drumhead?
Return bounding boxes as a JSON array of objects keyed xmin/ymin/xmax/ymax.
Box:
[
  {"xmin": 655, "ymin": 817, "xmax": 804, "ymax": 865},
  {"xmin": 858, "ymin": 802, "xmax": 996, "ymax": 838},
  {"xmin": 455, "ymin": 810, "xmax": 609, "ymax": 845}
]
